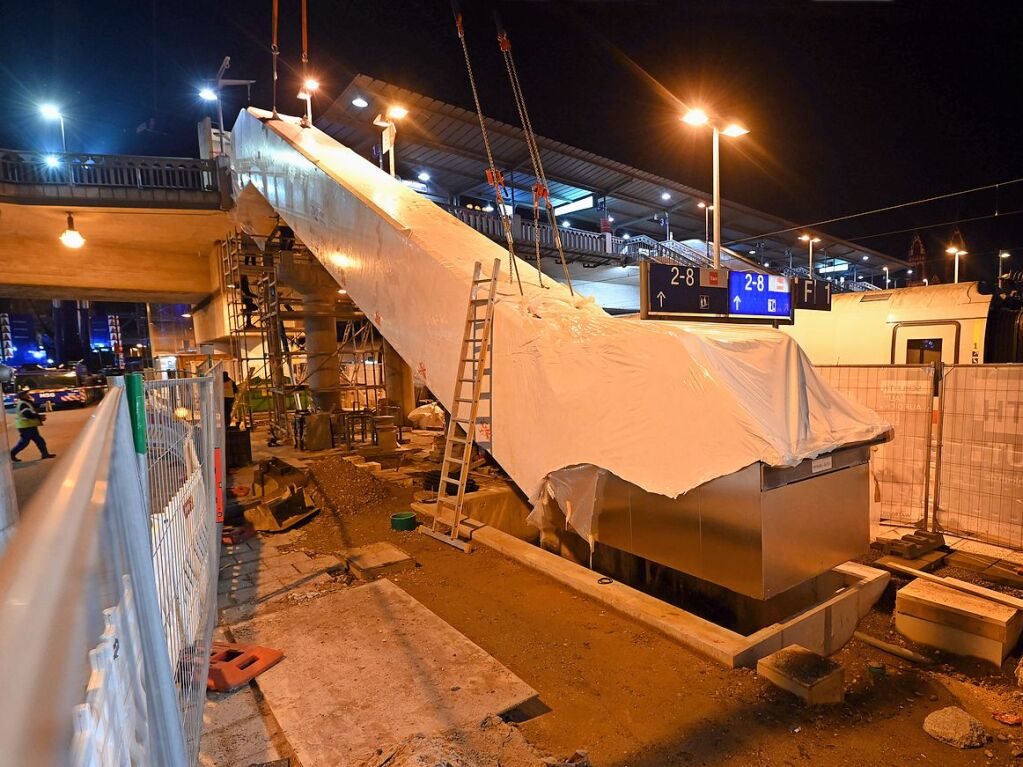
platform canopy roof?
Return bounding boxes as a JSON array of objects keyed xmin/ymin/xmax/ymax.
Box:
[{"xmin": 316, "ymin": 74, "xmax": 909, "ymax": 279}]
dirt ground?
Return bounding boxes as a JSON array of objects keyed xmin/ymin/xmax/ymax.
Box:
[{"xmin": 245, "ymin": 452, "xmax": 1023, "ymax": 767}]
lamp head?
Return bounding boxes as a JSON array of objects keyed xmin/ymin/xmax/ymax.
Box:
[
  {"xmin": 721, "ymin": 123, "xmax": 750, "ymax": 137},
  {"xmin": 386, "ymin": 105, "xmax": 408, "ymax": 120},
  {"xmin": 39, "ymin": 103, "xmax": 62, "ymax": 120},
  {"xmin": 682, "ymin": 108, "xmax": 709, "ymax": 126}
]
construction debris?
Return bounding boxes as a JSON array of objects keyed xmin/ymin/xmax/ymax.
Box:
[
  {"xmin": 308, "ymin": 453, "xmax": 391, "ymax": 515},
  {"xmin": 923, "ymin": 707, "xmax": 988, "ymax": 749},
  {"xmin": 244, "ymin": 484, "xmax": 320, "ymax": 532}
]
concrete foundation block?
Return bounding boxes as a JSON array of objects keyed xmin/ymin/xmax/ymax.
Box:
[
  {"xmin": 343, "ymin": 541, "xmax": 414, "ymax": 580},
  {"xmin": 895, "ymin": 578, "xmax": 1023, "ymax": 666},
  {"xmin": 757, "ymin": 644, "xmax": 844, "ymax": 705}
]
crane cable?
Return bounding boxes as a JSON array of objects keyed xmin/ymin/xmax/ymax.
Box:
[
  {"xmin": 494, "ymin": 14, "xmax": 574, "ymax": 296},
  {"xmin": 451, "ymin": 3, "xmax": 523, "ymax": 295},
  {"xmin": 271, "ymin": 0, "xmax": 280, "ymax": 118},
  {"xmin": 300, "ymin": 0, "xmax": 311, "ymax": 127}
]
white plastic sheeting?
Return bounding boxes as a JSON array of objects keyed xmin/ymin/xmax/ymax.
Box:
[{"xmin": 230, "ymin": 108, "xmax": 889, "ymax": 501}]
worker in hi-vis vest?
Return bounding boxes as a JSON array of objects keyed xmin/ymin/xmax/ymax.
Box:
[
  {"xmin": 10, "ymin": 390, "xmax": 56, "ymax": 462},
  {"xmin": 223, "ymin": 371, "xmax": 237, "ymax": 428}
]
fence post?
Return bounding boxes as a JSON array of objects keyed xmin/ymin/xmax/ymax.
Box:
[
  {"xmin": 930, "ymin": 362, "xmax": 946, "ymax": 533},
  {"xmin": 125, "ymin": 372, "xmax": 150, "ymax": 509}
]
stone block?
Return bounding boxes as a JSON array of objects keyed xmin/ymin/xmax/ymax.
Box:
[
  {"xmin": 343, "ymin": 541, "xmax": 414, "ymax": 580},
  {"xmin": 757, "ymin": 644, "xmax": 844, "ymax": 705}
]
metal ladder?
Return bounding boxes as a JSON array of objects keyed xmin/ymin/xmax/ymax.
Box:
[{"xmin": 421, "ymin": 258, "xmax": 501, "ymax": 552}]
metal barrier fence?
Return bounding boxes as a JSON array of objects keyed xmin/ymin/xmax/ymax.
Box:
[
  {"xmin": 817, "ymin": 364, "xmax": 936, "ymax": 527},
  {"xmin": 0, "ymin": 387, "xmax": 188, "ymax": 766},
  {"xmin": 934, "ymin": 364, "xmax": 1023, "ymax": 548},
  {"xmin": 144, "ymin": 369, "xmax": 223, "ymax": 760},
  {"xmin": 0, "ymin": 370, "xmax": 222, "ymax": 766}
]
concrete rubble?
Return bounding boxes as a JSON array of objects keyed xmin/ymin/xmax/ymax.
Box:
[{"xmin": 923, "ymin": 706, "xmax": 988, "ymax": 749}]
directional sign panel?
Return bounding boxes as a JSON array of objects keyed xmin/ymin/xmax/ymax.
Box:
[
  {"xmin": 645, "ymin": 262, "xmax": 729, "ymax": 317},
  {"xmin": 793, "ymin": 277, "xmax": 832, "ymax": 311},
  {"xmin": 728, "ymin": 271, "xmax": 792, "ymax": 319}
]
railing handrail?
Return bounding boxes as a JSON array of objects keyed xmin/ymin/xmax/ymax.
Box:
[{"xmin": 0, "ymin": 148, "xmax": 219, "ymax": 193}]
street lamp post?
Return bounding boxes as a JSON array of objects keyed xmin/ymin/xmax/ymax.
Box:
[
  {"xmin": 697, "ymin": 202, "xmax": 714, "ymax": 259},
  {"xmin": 883, "ymin": 265, "xmax": 890, "ymax": 289},
  {"xmin": 946, "ymin": 246, "xmax": 967, "ymax": 284},
  {"xmin": 200, "ymin": 57, "xmax": 255, "ymax": 156},
  {"xmin": 39, "ymin": 104, "xmax": 67, "ymax": 153},
  {"xmin": 373, "ymin": 106, "xmax": 408, "ymax": 178},
  {"xmin": 799, "ymin": 234, "xmax": 821, "ymax": 274},
  {"xmin": 998, "ymin": 251, "xmax": 1010, "ymax": 284},
  {"xmin": 683, "ymin": 108, "xmax": 749, "ymax": 269}
]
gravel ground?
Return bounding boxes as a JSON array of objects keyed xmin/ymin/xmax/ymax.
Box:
[{"xmin": 308, "ymin": 454, "xmax": 391, "ymax": 515}]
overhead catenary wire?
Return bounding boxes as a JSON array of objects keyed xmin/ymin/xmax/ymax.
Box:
[
  {"xmin": 726, "ymin": 177, "xmax": 1023, "ymax": 246},
  {"xmin": 451, "ymin": 2, "xmax": 524, "ymax": 295},
  {"xmin": 493, "ymin": 12, "xmax": 574, "ymax": 296}
]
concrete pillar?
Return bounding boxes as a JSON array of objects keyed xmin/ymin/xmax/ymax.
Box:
[
  {"xmin": 383, "ymin": 339, "xmax": 416, "ymax": 424},
  {"xmin": 302, "ymin": 299, "xmax": 341, "ymax": 412}
]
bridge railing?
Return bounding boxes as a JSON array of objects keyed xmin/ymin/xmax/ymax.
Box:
[{"xmin": 0, "ymin": 149, "xmax": 219, "ymax": 192}]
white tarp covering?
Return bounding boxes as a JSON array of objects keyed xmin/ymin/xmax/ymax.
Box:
[{"xmin": 230, "ymin": 108, "xmax": 889, "ymax": 501}]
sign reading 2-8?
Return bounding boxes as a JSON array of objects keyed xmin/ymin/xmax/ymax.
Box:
[
  {"xmin": 728, "ymin": 271, "xmax": 792, "ymax": 318},
  {"xmin": 645, "ymin": 262, "xmax": 729, "ymax": 316}
]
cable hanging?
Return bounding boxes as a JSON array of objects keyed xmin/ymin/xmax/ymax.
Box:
[
  {"xmin": 493, "ymin": 12, "xmax": 574, "ymax": 296},
  {"xmin": 271, "ymin": 0, "xmax": 280, "ymax": 118},
  {"xmin": 451, "ymin": 2, "xmax": 523, "ymax": 295}
]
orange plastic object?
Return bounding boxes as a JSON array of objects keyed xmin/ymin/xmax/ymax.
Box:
[{"xmin": 208, "ymin": 641, "xmax": 284, "ymax": 692}]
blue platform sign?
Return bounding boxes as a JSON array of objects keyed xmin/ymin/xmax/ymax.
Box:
[{"xmin": 728, "ymin": 271, "xmax": 792, "ymax": 319}]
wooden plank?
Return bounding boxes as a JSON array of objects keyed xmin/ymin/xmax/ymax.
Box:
[
  {"xmin": 885, "ymin": 563, "xmax": 1023, "ymax": 611},
  {"xmin": 944, "ymin": 550, "xmax": 997, "ymax": 572},
  {"xmin": 980, "ymin": 561, "xmax": 1023, "ymax": 590},
  {"xmin": 896, "ymin": 582, "xmax": 1018, "ymax": 642}
]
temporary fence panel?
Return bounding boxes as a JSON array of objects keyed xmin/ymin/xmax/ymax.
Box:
[
  {"xmin": 816, "ymin": 365, "xmax": 935, "ymax": 527},
  {"xmin": 0, "ymin": 387, "xmax": 187, "ymax": 767},
  {"xmin": 0, "ymin": 403, "xmax": 18, "ymax": 554},
  {"xmin": 143, "ymin": 368, "xmax": 223, "ymax": 761},
  {"xmin": 934, "ymin": 364, "xmax": 1023, "ymax": 548}
]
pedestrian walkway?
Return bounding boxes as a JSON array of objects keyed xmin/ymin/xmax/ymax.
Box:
[{"xmin": 5, "ymin": 403, "xmax": 97, "ymax": 506}]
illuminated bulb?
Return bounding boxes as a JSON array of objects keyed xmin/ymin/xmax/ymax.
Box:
[
  {"xmin": 352, "ymin": 96, "xmax": 369, "ymax": 108},
  {"xmin": 45, "ymin": 155, "xmax": 60, "ymax": 168},
  {"xmin": 59, "ymin": 212, "xmax": 85, "ymax": 249},
  {"xmin": 417, "ymin": 171, "xmax": 430, "ymax": 182},
  {"xmin": 682, "ymin": 108, "xmax": 709, "ymax": 126},
  {"xmin": 303, "ymin": 78, "xmax": 319, "ymax": 92},
  {"xmin": 386, "ymin": 105, "xmax": 408, "ymax": 120},
  {"xmin": 39, "ymin": 103, "xmax": 62, "ymax": 120},
  {"xmin": 174, "ymin": 406, "xmax": 190, "ymax": 419},
  {"xmin": 199, "ymin": 88, "xmax": 217, "ymax": 101},
  {"xmin": 721, "ymin": 123, "xmax": 750, "ymax": 137},
  {"xmin": 661, "ymin": 192, "xmax": 671, "ymax": 201}
]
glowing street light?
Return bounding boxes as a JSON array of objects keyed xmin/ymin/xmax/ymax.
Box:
[
  {"xmin": 39, "ymin": 103, "xmax": 67, "ymax": 153},
  {"xmin": 59, "ymin": 212, "xmax": 85, "ymax": 249},
  {"xmin": 373, "ymin": 106, "xmax": 408, "ymax": 177},
  {"xmin": 44, "ymin": 155, "xmax": 60, "ymax": 169},
  {"xmin": 799, "ymin": 234, "xmax": 822, "ymax": 272},
  {"xmin": 998, "ymin": 251, "xmax": 1011, "ymax": 282},
  {"xmin": 946, "ymin": 245, "xmax": 967, "ymax": 284},
  {"xmin": 883, "ymin": 265, "xmax": 890, "ymax": 289},
  {"xmin": 298, "ymin": 78, "xmax": 320, "ymax": 126},
  {"xmin": 682, "ymin": 107, "xmax": 750, "ymax": 269},
  {"xmin": 351, "ymin": 96, "xmax": 369, "ymax": 108},
  {"xmin": 199, "ymin": 88, "xmax": 217, "ymax": 102}
]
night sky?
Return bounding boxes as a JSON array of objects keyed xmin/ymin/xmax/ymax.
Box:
[{"xmin": 2, "ymin": 0, "xmax": 1022, "ymax": 280}]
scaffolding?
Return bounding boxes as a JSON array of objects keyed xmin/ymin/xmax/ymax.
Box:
[{"xmin": 218, "ymin": 229, "xmax": 387, "ymax": 447}]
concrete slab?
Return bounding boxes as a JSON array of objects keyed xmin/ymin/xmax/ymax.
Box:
[
  {"xmin": 757, "ymin": 645, "xmax": 844, "ymax": 705},
  {"xmin": 896, "ymin": 578, "xmax": 1023, "ymax": 665},
  {"xmin": 343, "ymin": 541, "xmax": 414, "ymax": 580},
  {"xmin": 231, "ymin": 579, "xmax": 537, "ymax": 766}
]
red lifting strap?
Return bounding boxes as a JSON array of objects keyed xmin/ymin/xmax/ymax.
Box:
[
  {"xmin": 532, "ymin": 183, "xmax": 549, "ymax": 203},
  {"xmin": 455, "ymin": 13, "xmax": 464, "ymax": 37},
  {"xmin": 497, "ymin": 32, "xmax": 512, "ymax": 52},
  {"xmin": 485, "ymin": 168, "xmax": 504, "ymax": 188}
]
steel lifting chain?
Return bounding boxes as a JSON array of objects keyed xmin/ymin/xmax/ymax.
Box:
[
  {"xmin": 494, "ymin": 16, "xmax": 574, "ymax": 296},
  {"xmin": 452, "ymin": 4, "xmax": 523, "ymax": 295}
]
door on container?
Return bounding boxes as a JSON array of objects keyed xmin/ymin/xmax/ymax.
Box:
[{"xmin": 891, "ymin": 321, "xmax": 960, "ymax": 364}]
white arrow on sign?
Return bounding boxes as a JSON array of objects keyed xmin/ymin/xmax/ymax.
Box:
[
  {"xmin": 656, "ymin": 290, "xmax": 666, "ymax": 308},
  {"xmin": 732, "ymin": 295, "xmax": 741, "ymax": 310}
]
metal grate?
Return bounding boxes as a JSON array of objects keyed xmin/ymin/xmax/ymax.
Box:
[
  {"xmin": 816, "ymin": 364, "xmax": 935, "ymax": 527},
  {"xmin": 934, "ymin": 364, "xmax": 1023, "ymax": 548}
]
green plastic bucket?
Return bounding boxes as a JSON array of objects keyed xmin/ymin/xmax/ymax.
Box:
[{"xmin": 390, "ymin": 511, "xmax": 419, "ymax": 532}]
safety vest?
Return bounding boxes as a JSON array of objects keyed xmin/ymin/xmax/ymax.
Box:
[{"xmin": 14, "ymin": 399, "xmax": 42, "ymax": 429}]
